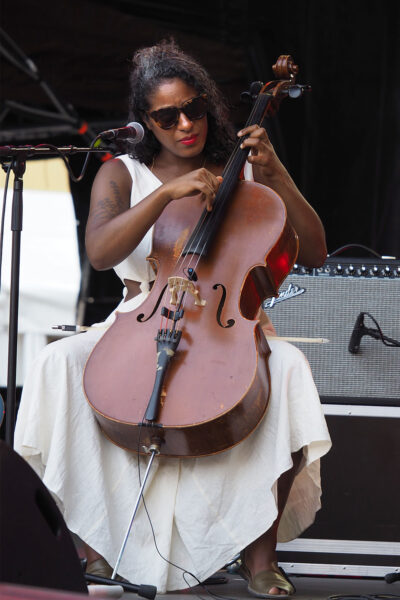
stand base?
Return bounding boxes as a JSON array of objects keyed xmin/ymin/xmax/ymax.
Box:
[{"xmin": 84, "ymin": 574, "xmax": 156, "ymax": 599}]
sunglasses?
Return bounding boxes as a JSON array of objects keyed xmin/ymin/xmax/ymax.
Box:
[{"xmin": 148, "ymin": 93, "xmax": 208, "ymax": 130}]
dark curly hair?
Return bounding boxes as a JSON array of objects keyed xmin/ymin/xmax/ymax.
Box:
[{"xmin": 126, "ymin": 39, "xmax": 236, "ymax": 165}]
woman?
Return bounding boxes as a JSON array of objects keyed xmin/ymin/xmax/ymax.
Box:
[{"xmin": 15, "ymin": 40, "xmax": 331, "ymax": 597}]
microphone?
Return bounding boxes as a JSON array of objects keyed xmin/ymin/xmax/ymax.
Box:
[
  {"xmin": 348, "ymin": 312, "xmax": 365, "ymax": 354},
  {"xmin": 349, "ymin": 311, "xmax": 400, "ymax": 354},
  {"xmin": 98, "ymin": 122, "xmax": 144, "ymax": 143}
]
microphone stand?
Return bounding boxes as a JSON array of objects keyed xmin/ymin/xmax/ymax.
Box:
[
  {"xmin": 1, "ymin": 145, "xmax": 158, "ymax": 598},
  {"xmin": 1, "ymin": 144, "xmax": 105, "ymax": 446},
  {"xmin": 4, "ymin": 153, "xmax": 26, "ymax": 447}
]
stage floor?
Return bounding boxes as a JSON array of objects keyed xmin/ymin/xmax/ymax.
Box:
[{"xmin": 118, "ymin": 570, "xmax": 399, "ymax": 599}]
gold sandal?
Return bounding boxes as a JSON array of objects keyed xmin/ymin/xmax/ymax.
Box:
[
  {"xmin": 238, "ymin": 553, "xmax": 295, "ymax": 598},
  {"xmin": 86, "ymin": 557, "xmax": 129, "ymax": 584}
]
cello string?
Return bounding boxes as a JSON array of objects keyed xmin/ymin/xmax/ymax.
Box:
[
  {"xmin": 171, "ymin": 88, "xmax": 263, "ymax": 277},
  {"xmin": 167, "ymin": 86, "xmax": 267, "ymax": 285},
  {"xmin": 172, "ymin": 147, "xmax": 248, "ymax": 286},
  {"xmin": 161, "ymin": 91, "xmax": 268, "ymax": 332},
  {"xmin": 166, "ymin": 156, "xmax": 256, "ymax": 324},
  {"xmin": 174, "ymin": 93, "xmax": 274, "ymax": 323},
  {"xmin": 165, "ymin": 201, "xmax": 211, "ymax": 305},
  {"xmin": 181, "ymin": 93, "xmax": 265, "ymax": 265},
  {"xmin": 164, "ymin": 195, "xmax": 219, "ymax": 326},
  {"xmin": 180, "ymin": 147, "xmax": 251, "ymax": 281}
]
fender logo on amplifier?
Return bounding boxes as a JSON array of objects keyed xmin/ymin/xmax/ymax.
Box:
[{"xmin": 263, "ymin": 283, "xmax": 306, "ymax": 309}]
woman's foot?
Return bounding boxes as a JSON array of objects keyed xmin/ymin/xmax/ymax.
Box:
[
  {"xmin": 240, "ymin": 559, "xmax": 295, "ymax": 598},
  {"xmin": 82, "ymin": 540, "xmax": 103, "ymax": 566},
  {"xmin": 241, "ymin": 450, "xmax": 303, "ymax": 595},
  {"xmin": 85, "ymin": 556, "xmax": 129, "ymax": 585},
  {"xmin": 242, "ymin": 527, "xmax": 291, "ymax": 596}
]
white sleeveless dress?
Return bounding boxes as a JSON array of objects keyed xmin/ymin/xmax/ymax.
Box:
[{"xmin": 14, "ymin": 155, "xmax": 331, "ymax": 593}]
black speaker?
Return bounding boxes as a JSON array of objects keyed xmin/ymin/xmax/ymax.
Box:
[
  {"xmin": 268, "ymin": 257, "xmax": 400, "ymax": 576},
  {"xmin": 277, "ymin": 410, "xmax": 400, "ymax": 576},
  {"xmin": 263, "ymin": 257, "xmax": 400, "ymax": 405},
  {"xmin": 0, "ymin": 441, "xmax": 87, "ymax": 594}
]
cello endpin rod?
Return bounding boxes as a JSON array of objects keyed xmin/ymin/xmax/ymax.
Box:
[{"xmin": 111, "ymin": 446, "xmax": 159, "ymax": 580}]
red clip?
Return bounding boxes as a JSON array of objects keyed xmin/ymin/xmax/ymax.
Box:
[{"xmin": 78, "ymin": 121, "xmax": 88, "ymax": 135}]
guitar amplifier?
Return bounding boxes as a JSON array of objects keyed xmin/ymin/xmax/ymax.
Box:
[
  {"xmin": 263, "ymin": 256, "xmax": 400, "ymax": 405},
  {"xmin": 265, "ymin": 257, "xmax": 400, "ymax": 577}
]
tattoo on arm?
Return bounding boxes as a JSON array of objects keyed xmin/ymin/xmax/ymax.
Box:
[
  {"xmin": 110, "ymin": 180, "xmax": 125, "ymax": 212},
  {"xmin": 90, "ymin": 179, "xmax": 129, "ymax": 226}
]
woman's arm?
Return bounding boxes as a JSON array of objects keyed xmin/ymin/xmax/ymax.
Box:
[
  {"xmin": 238, "ymin": 125, "xmax": 327, "ymax": 267},
  {"xmin": 85, "ymin": 159, "xmax": 222, "ymax": 270}
]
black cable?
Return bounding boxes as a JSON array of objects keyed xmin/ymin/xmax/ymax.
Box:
[
  {"xmin": 34, "ymin": 140, "xmax": 102, "ymax": 183},
  {"xmin": 329, "ymin": 244, "xmax": 383, "ymax": 258},
  {"xmin": 140, "ymin": 489, "xmax": 238, "ymax": 600},
  {"xmin": 363, "ymin": 312, "xmax": 400, "ymax": 348}
]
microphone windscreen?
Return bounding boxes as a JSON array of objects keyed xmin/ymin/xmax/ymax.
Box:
[{"xmin": 126, "ymin": 122, "xmax": 144, "ymax": 143}]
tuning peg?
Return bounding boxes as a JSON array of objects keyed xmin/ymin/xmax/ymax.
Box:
[
  {"xmin": 288, "ymin": 84, "xmax": 312, "ymax": 98},
  {"xmin": 240, "ymin": 91, "xmax": 253, "ymax": 104},
  {"xmin": 241, "ymin": 81, "xmax": 264, "ymax": 104}
]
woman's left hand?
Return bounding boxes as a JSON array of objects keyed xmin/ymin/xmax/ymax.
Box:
[
  {"xmin": 237, "ymin": 124, "xmax": 327, "ymax": 268},
  {"xmin": 237, "ymin": 124, "xmax": 283, "ymax": 179}
]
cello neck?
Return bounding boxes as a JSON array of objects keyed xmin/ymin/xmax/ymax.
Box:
[
  {"xmin": 222, "ymin": 90, "xmax": 272, "ymax": 180},
  {"xmin": 182, "ymin": 91, "xmax": 273, "ymax": 258}
]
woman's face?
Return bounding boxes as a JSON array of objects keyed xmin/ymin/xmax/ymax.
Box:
[{"xmin": 144, "ymin": 78, "xmax": 208, "ymax": 161}]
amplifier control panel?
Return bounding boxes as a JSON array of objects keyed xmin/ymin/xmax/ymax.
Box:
[{"xmin": 292, "ymin": 257, "xmax": 400, "ymax": 278}]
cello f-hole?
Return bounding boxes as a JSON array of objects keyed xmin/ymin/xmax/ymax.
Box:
[
  {"xmin": 213, "ymin": 283, "xmax": 235, "ymax": 329},
  {"xmin": 137, "ymin": 284, "xmax": 168, "ymax": 323}
]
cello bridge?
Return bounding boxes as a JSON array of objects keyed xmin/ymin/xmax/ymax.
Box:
[{"xmin": 168, "ymin": 276, "xmax": 206, "ymax": 307}]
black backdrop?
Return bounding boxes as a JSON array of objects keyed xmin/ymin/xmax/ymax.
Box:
[{"xmin": 1, "ymin": 0, "xmax": 399, "ymax": 320}]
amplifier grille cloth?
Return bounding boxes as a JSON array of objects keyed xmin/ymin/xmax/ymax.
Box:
[{"xmin": 264, "ymin": 275, "xmax": 400, "ymax": 400}]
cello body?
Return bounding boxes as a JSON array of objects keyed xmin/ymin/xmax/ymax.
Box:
[{"xmin": 83, "ymin": 180, "xmax": 298, "ymax": 457}]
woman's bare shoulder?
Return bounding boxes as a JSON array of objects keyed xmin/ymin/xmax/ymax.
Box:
[{"xmin": 93, "ymin": 156, "xmax": 133, "ymax": 188}]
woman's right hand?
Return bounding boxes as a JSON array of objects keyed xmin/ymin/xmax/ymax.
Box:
[
  {"xmin": 86, "ymin": 160, "xmax": 223, "ymax": 271},
  {"xmin": 163, "ymin": 167, "xmax": 223, "ymax": 212}
]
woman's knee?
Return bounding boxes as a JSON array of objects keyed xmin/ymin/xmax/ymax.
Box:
[{"xmin": 31, "ymin": 332, "xmax": 98, "ymax": 371}]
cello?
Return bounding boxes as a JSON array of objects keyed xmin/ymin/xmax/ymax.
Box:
[{"xmin": 83, "ymin": 55, "xmax": 307, "ymax": 458}]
